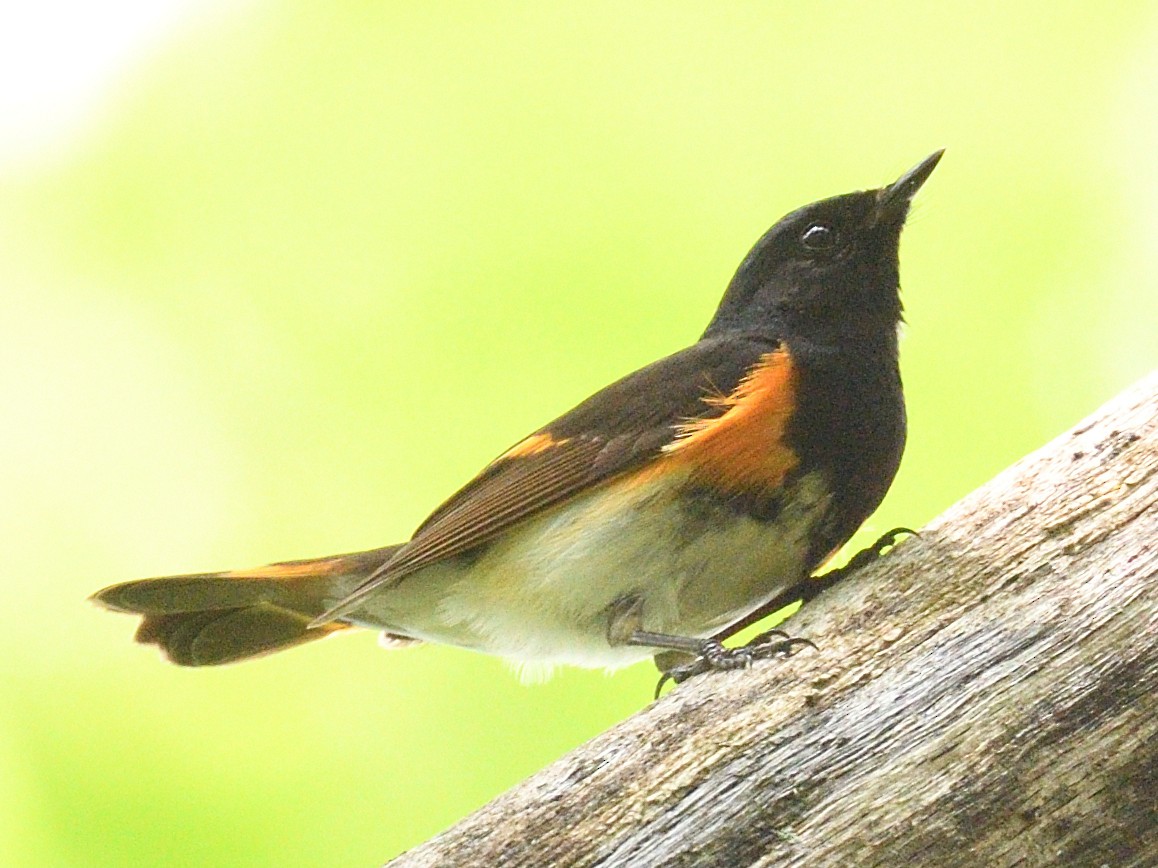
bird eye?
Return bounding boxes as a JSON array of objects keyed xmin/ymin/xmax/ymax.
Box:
[{"xmin": 800, "ymin": 223, "xmax": 836, "ymax": 252}]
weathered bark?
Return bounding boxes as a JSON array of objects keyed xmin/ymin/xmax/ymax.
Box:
[{"xmin": 389, "ymin": 373, "xmax": 1158, "ymax": 868}]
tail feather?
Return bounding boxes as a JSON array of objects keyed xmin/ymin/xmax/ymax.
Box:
[
  {"xmin": 132, "ymin": 606, "xmax": 349, "ymax": 666},
  {"xmin": 91, "ymin": 546, "xmax": 407, "ymax": 666}
]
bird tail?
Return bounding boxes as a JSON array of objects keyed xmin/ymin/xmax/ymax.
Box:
[{"xmin": 90, "ymin": 546, "xmax": 405, "ymax": 666}]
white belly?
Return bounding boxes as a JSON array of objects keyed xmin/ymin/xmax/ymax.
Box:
[{"xmin": 346, "ymin": 470, "xmax": 832, "ymax": 677}]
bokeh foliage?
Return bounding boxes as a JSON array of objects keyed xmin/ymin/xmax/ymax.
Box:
[{"xmin": 3, "ymin": 2, "xmax": 1157, "ymax": 864}]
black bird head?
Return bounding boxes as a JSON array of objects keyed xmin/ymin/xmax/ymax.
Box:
[{"xmin": 704, "ymin": 151, "xmax": 943, "ymax": 342}]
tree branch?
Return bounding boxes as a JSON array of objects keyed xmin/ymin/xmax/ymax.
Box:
[{"xmin": 389, "ymin": 373, "xmax": 1158, "ymax": 868}]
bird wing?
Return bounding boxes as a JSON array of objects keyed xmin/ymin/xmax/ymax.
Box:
[{"xmin": 311, "ymin": 333, "xmax": 783, "ymax": 624}]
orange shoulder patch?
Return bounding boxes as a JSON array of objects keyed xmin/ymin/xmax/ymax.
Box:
[{"xmin": 662, "ymin": 349, "xmax": 798, "ymax": 493}]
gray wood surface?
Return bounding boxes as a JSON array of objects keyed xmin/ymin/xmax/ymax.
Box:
[{"xmin": 389, "ymin": 373, "xmax": 1158, "ymax": 868}]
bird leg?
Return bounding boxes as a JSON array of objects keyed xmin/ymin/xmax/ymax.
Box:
[
  {"xmin": 631, "ymin": 527, "xmax": 915, "ymax": 697},
  {"xmin": 708, "ymin": 526, "xmax": 918, "ymax": 644},
  {"xmin": 605, "ymin": 595, "xmax": 814, "ymax": 700}
]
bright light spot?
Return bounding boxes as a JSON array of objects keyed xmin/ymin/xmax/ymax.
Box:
[{"xmin": 0, "ymin": 1, "xmax": 210, "ymax": 168}]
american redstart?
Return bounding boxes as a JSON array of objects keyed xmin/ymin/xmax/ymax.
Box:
[{"xmin": 92, "ymin": 151, "xmax": 942, "ymax": 685}]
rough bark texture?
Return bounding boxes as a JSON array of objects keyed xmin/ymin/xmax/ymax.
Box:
[{"xmin": 389, "ymin": 373, "xmax": 1158, "ymax": 868}]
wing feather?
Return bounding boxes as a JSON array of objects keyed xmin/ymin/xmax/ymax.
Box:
[{"xmin": 311, "ymin": 334, "xmax": 780, "ymax": 625}]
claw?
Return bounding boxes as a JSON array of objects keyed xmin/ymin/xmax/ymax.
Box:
[
  {"xmin": 844, "ymin": 527, "xmax": 917, "ymax": 570},
  {"xmin": 812, "ymin": 527, "xmax": 918, "ymax": 594},
  {"xmin": 876, "ymin": 526, "xmax": 920, "ymax": 551},
  {"xmin": 747, "ymin": 629, "xmax": 817, "ymax": 656},
  {"xmin": 653, "ymin": 631, "xmax": 816, "ymax": 698}
]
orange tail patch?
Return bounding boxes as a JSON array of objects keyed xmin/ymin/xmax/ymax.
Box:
[{"xmin": 91, "ymin": 546, "xmax": 405, "ymax": 666}]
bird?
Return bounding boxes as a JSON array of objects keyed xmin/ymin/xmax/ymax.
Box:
[{"xmin": 92, "ymin": 151, "xmax": 942, "ymax": 684}]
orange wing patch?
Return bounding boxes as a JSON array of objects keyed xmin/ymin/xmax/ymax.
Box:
[
  {"xmin": 663, "ymin": 349, "xmax": 799, "ymax": 492},
  {"xmin": 222, "ymin": 557, "xmax": 346, "ymax": 581},
  {"xmin": 499, "ymin": 432, "xmax": 568, "ymax": 461}
]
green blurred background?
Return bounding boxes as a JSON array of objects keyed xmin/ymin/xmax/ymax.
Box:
[{"xmin": 2, "ymin": 1, "xmax": 1157, "ymax": 865}]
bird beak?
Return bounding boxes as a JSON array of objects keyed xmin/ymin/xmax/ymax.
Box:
[{"xmin": 876, "ymin": 149, "xmax": 944, "ymax": 221}]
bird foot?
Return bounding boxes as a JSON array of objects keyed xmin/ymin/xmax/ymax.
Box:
[{"xmin": 654, "ymin": 629, "xmax": 816, "ymax": 698}]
